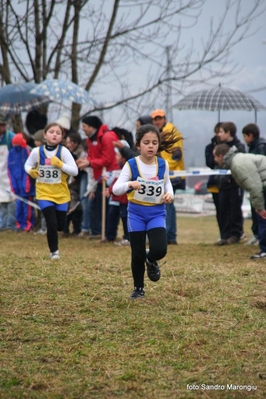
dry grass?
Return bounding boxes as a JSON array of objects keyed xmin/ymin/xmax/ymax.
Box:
[{"xmin": 1, "ymin": 216, "xmax": 266, "ymax": 398}]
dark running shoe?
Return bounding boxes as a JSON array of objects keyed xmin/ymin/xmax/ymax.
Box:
[
  {"xmin": 145, "ymin": 252, "xmax": 161, "ymax": 282},
  {"xmin": 250, "ymin": 252, "xmax": 266, "ymax": 259},
  {"xmin": 130, "ymin": 287, "xmax": 145, "ymax": 299},
  {"xmin": 215, "ymin": 239, "xmax": 228, "ymax": 246},
  {"xmin": 226, "ymin": 236, "xmax": 240, "ymax": 245}
]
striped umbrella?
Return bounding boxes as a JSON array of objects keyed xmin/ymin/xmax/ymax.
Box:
[
  {"xmin": 0, "ymin": 82, "xmax": 50, "ymax": 114},
  {"xmin": 174, "ymin": 84, "xmax": 266, "ymax": 122}
]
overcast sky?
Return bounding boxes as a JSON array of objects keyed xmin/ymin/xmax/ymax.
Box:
[
  {"xmin": 47, "ymin": 0, "xmax": 266, "ymax": 167},
  {"xmin": 99, "ymin": 0, "xmax": 266, "ymax": 166},
  {"xmin": 171, "ymin": 0, "xmax": 266, "ymax": 166}
]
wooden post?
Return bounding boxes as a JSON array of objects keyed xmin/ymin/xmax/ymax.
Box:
[{"xmin": 101, "ymin": 167, "xmax": 106, "ymax": 241}]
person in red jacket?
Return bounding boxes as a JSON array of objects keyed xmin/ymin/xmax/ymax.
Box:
[{"xmin": 76, "ymin": 115, "xmax": 120, "ymax": 239}]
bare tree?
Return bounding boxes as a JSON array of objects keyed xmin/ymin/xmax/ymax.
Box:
[{"xmin": 0, "ymin": 0, "xmax": 265, "ymax": 130}]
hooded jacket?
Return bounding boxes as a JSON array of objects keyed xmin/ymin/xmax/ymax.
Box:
[
  {"xmin": 8, "ymin": 146, "xmax": 35, "ymax": 197},
  {"xmin": 223, "ymin": 146, "xmax": 266, "ymax": 211},
  {"xmin": 159, "ymin": 121, "xmax": 185, "ymax": 187},
  {"xmin": 87, "ymin": 124, "xmax": 120, "ymax": 181}
]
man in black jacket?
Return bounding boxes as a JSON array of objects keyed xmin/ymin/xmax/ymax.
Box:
[
  {"xmin": 205, "ymin": 122, "xmax": 223, "ymax": 234},
  {"xmin": 216, "ymin": 122, "xmax": 246, "ymax": 245}
]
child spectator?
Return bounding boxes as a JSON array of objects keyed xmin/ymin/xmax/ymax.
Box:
[
  {"xmin": 63, "ymin": 132, "xmax": 83, "ymax": 236},
  {"xmin": 33, "ymin": 129, "xmax": 47, "ymax": 235},
  {"xmin": 77, "ymin": 138, "xmax": 91, "ymax": 237},
  {"xmin": 24, "ymin": 123, "xmax": 78, "ymax": 260},
  {"xmin": 103, "ymin": 140, "xmax": 129, "ymax": 245},
  {"xmin": 8, "ymin": 133, "xmax": 35, "ymax": 232},
  {"xmin": 242, "ymin": 123, "xmax": 266, "ymax": 245}
]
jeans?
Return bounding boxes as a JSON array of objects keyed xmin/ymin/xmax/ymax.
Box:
[
  {"xmin": 79, "ymin": 172, "xmax": 91, "ymax": 232},
  {"xmin": 90, "ymin": 183, "xmax": 108, "ymax": 236},
  {"xmin": 165, "ymin": 201, "xmax": 177, "ymax": 243},
  {"xmin": 106, "ymin": 204, "xmax": 120, "ymax": 240},
  {"xmin": 258, "ymin": 191, "xmax": 266, "ymax": 252},
  {"xmin": 0, "ymin": 201, "xmax": 16, "ymax": 230}
]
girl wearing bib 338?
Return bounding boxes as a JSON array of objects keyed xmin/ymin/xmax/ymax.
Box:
[
  {"xmin": 113, "ymin": 124, "xmax": 181, "ymax": 299},
  {"xmin": 24, "ymin": 123, "xmax": 78, "ymax": 259}
]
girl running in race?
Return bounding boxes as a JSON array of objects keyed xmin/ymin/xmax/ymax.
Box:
[
  {"xmin": 113, "ymin": 124, "xmax": 181, "ymax": 298},
  {"xmin": 24, "ymin": 123, "xmax": 78, "ymax": 259}
]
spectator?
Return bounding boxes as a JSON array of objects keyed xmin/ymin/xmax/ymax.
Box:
[
  {"xmin": 216, "ymin": 122, "xmax": 246, "ymax": 245},
  {"xmin": 205, "ymin": 122, "xmax": 223, "ymax": 237},
  {"xmin": 242, "ymin": 123, "xmax": 266, "ymax": 246},
  {"xmin": 8, "ymin": 133, "xmax": 35, "ymax": 232},
  {"xmin": 0, "ymin": 113, "xmax": 16, "ymax": 231},
  {"xmin": 32, "ymin": 129, "xmax": 47, "ymax": 235},
  {"xmin": 77, "ymin": 138, "xmax": 92, "ymax": 237},
  {"xmin": 136, "ymin": 115, "xmax": 152, "ymax": 130},
  {"xmin": 55, "ymin": 113, "xmax": 77, "ymax": 144},
  {"xmin": 214, "ymin": 143, "xmax": 266, "ymax": 259},
  {"xmin": 151, "ymin": 109, "xmax": 185, "ymax": 245},
  {"xmin": 103, "ymin": 140, "xmax": 130, "ymax": 245},
  {"xmin": 76, "ymin": 115, "xmax": 120, "ymax": 239},
  {"xmin": 63, "ymin": 132, "xmax": 83, "ymax": 236}
]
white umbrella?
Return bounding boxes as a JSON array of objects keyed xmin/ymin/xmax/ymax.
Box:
[
  {"xmin": 30, "ymin": 79, "xmax": 97, "ymax": 106},
  {"xmin": 174, "ymin": 84, "xmax": 266, "ymax": 122}
]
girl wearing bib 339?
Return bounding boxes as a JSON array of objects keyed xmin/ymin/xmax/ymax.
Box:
[
  {"xmin": 113, "ymin": 124, "xmax": 181, "ymax": 299},
  {"xmin": 24, "ymin": 123, "xmax": 78, "ymax": 259}
]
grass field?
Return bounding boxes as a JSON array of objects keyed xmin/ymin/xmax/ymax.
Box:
[{"xmin": 1, "ymin": 215, "xmax": 266, "ymax": 399}]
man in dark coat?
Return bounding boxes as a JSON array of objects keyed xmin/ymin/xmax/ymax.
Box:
[{"xmin": 216, "ymin": 122, "xmax": 246, "ymax": 245}]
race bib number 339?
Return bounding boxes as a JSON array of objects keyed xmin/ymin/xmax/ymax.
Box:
[
  {"xmin": 133, "ymin": 177, "xmax": 164, "ymax": 204},
  {"xmin": 37, "ymin": 165, "xmax": 62, "ymax": 184}
]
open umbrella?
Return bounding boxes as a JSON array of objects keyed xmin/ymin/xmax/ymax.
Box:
[
  {"xmin": 0, "ymin": 82, "xmax": 51, "ymax": 114},
  {"xmin": 30, "ymin": 79, "xmax": 97, "ymax": 105},
  {"xmin": 173, "ymin": 84, "xmax": 266, "ymax": 122}
]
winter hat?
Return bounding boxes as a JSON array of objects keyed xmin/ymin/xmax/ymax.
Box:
[
  {"xmin": 137, "ymin": 115, "xmax": 152, "ymax": 125},
  {"xmin": 151, "ymin": 109, "xmax": 165, "ymax": 119},
  {"xmin": 55, "ymin": 114, "xmax": 71, "ymax": 130},
  {"xmin": 82, "ymin": 115, "xmax": 102, "ymax": 129},
  {"xmin": 0, "ymin": 113, "xmax": 7, "ymax": 124},
  {"xmin": 33, "ymin": 129, "xmax": 45, "ymax": 143},
  {"xmin": 12, "ymin": 133, "xmax": 27, "ymax": 148}
]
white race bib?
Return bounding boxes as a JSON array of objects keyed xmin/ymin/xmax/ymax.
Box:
[
  {"xmin": 37, "ymin": 165, "xmax": 62, "ymax": 184},
  {"xmin": 133, "ymin": 177, "xmax": 164, "ymax": 204}
]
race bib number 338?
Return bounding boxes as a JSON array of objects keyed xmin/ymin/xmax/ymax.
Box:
[
  {"xmin": 37, "ymin": 165, "xmax": 62, "ymax": 184},
  {"xmin": 133, "ymin": 177, "xmax": 164, "ymax": 204}
]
